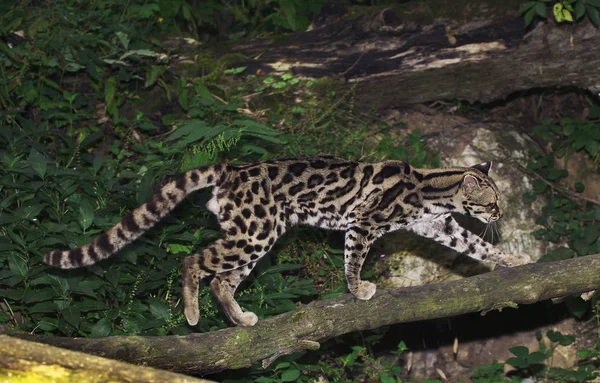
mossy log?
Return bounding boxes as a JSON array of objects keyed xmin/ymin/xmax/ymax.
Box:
[
  {"xmin": 0, "ymin": 335, "xmax": 215, "ymax": 382},
  {"xmin": 209, "ymin": 1, "xmax": 600, "ymax": 110},
  {"xmin": 3, "ymin": 254, "xmax": 600, "ymax": 376}
]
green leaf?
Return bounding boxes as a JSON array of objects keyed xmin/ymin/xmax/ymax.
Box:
[
  {"xmin": 14, "ymin": 204, "xmax": 45, "ymax": 221},
  {"xmin": 62, "ymin": 306, "xmax": 81, "ymax": 329},
  {"xmin": 533, "ymin": 179, "xmax": 548, "ymax": 193},
  {"xmin": 527, "ymin": 351, "xmax": 547, "ymax": 364},
  {"xmin": 547, "ymin": 329, "xmax": 577, "ymax": 345},
  {"xmin": 148, "ymin": 297, "xmax": 170, "ymax": 320},
  {"xmin": 105, "ymin": 76, "xmax": 117, "ymax": 108},
  {"xmin": 280, "ymin": 369, "xmax": 301, "ymax": 382},
  {"xmin": 29, "ymin": 301, "xmax": 58, "ymax": 314},
  {"xmin": 510, "ymin": 346, "xmax": 530, "ymax": 358},
  {"xmin": 92, "ymin": 156, "xmax": 104, "ymax": 174},
  {"xmin": 28, "ymin": 149, "xmax": 47, "ymax": 178},
  {"xmin": 520, "ymin": 1, "xmax": 537, "ymax": 12},
  {"xmin": 575, "ymin": 0, "xmax": 586, "ymax": 18},
  {"xmin": 525, "ymin": 7, "xmax": 537, "ymax": 25},
  {"xmin": 274, "ymin": 362, "xmax": 290, "ymax": 370},
  {"xmin": 554, "ymin": 2, "xmax": 565, "ymax": 21},
  {"xmin": 575, "ymin": 181, "xmax": 585, "ymax": 192},
  {"xmin": 8, "ymin": 253, "xmax": 28, "ymax": 279},
  {"xmin": 37, "ymin": 317, "xmax": 59, "ymax": 331},
  {"xmin": 536, "ymin": 2, "xmax": 548, "ymax": 18},
  {"xmin": 587, "ymin": 0, "xmax": 600, "ymax": 7},
  {"xmin": 177, "ymin": 77, "xmax": 189, "ymax": 111},
  {"xmin": 78, "ymin": 298, "xmax": 109, "ymax": 312},
  {"xmin": 380, "ymin": 374, "xmax": 396, "ymax": 383},
  {"xmin": 91, "ymin": 317, "xmax": 112, "ymax": 337},
  {"xmin": 585, "ymin": 140, "xmax": 598, "ymax": 156},
  {"xmin": 505, "ymin": 356, "xmax": 528, "ymax": 369},
  {"xmin": 23, "ymin": 288, "xmax": 56, "ymax": 304},
  {"xmin": 145, "ymin": 65, "xmax": 166, "ymax": 88},
  {"xmin": 586, "ymin": 4, "xmax": 600, "ymax": 26},
  {"xmin": 115, "ymin": 31, "xmax": 130, "ymax": 49},
  {"xmin": 78, "ymin": 203, "xmax": 95, "ymax": 231},
  {"xmin": 537, "ymin": 247, "xmax": 576, "ymax": 263}
]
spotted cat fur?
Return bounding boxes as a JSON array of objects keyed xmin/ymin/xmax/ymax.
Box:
[{"xmin": 44, "ymin": 156, "xmax": 520, "ymax": 327}]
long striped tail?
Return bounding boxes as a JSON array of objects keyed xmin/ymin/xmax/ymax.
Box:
[{"xmin": 43, "ymin": 165, "xmax": 220, "ymax": 269}]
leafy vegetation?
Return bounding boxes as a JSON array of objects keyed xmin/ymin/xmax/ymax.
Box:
[
  {"xmin": 2, "ymin": 0, "xmax": 600, "ymax": 381},
  {"xmin": 521, "ymin": 0, "xmax": 600, "ymax": 26}
]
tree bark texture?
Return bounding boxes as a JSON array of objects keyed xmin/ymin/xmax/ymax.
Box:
[
  {"xmin": 3, "ymin": 254, "xmax": 600, "ymax": 376},
  {"xmin": 0, "ymin": 335, "xmax": 215, "ymax": 383},
  {"xmin": 215, "ymin": 2, "xmax": 600, "ymax": 110}
]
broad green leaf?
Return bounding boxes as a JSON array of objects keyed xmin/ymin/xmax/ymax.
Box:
[
  {"xmin": 585, "ymin": 140, "xmax": 598, "ymax": 156},
  {"xmin": 575, "ymin": 0, "xmax": 586, "ymax": 19},
  {"xmin": 0, "ymin": 289, "xmax": 24, "ymax": 300},
  {"xmin": 29, "ymin": 301, "xmax": 58, "ymax": 314},
  {"xmin": 145, "ymin": 65, "xmax": 165, "ymax": 88},
  {"xmin": 62, "ymin": 306, "xmax": 81, "ymax": 329},
  {"xmin": 380, "ymin": 374, "xmax": 396, "ymax": 383},
  {"xmin": 28, "ymin": 149, "xmax": 47, "ymax": 178},
  {"xmin": 587, "ymin": 4, "xmax": 600, "ymax": 26},
  {"xmin": 8, "ymin": 253, "xmax": 28, "ymax": 279},
  {"xmin": 92, "ymin": 156, "xmax": 104, "ymax": 174},
  {"xmin": 519, "ymin": 1, "xmax": 537, "ymax": 13},
  {"xmin": 274, "ymin": 362, "xmax": 290, "ymax": 370},
  {"xmin": 78, "ymin": 203, "xmax": 95, "ymax": 231},
  {"xmin": 91, "ymin": 317, "xmax": 112, "ymax": 338},
  {"xmin": 525, "ymin": 7, "xmax": 537, "ymax": 25},
  {"xmin": 78, "ymin": 298, "xmax": 109, "ymax": 312},
  {"xmin": 280, "ymin": 369, "xmax": 301, "ymax": 382},
  {"xmin": 38, "ymin": 317, "xmax": 59, "ymax": 331},
  {"xmin": 510, "ymin": 345, "xmax": 530, "ymax": 358},
  {"xmin": 535, "ymin": 2, "xmax": 548, "ymax": 18},
  {"xmin": 537, "ymin": 247, "xmax": 576, "ymax": 263},
  {"xmin": 505, "ymin": 356, "xmax": 528, "ymax": 368},
  {"xmin": 148, "ymin": 297, "xmax": 170, "ymax": 320},
  {"xmin": 527, "ymin": 351, "xmax": 547, "ymax": 364},
  {"xmin": 23, "ymin": 288, "xmax": 56, "ymax": 304},
  {"xmin": 70, "ymin": 280, "xmax": 103, "ymax": 298},
  {"xmin": 14, "ymin": 204, "xmax": 45, "ymax": 220}
]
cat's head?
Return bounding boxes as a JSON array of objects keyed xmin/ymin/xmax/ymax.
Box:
[{"xmin": 459, "ymin": 162, "xmax": 503, "ymax": 223}]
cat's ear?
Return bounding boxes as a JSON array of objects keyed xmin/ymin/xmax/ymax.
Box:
[
  {"xmin": 462, "ymin": 174, "xmax": 480, "ymax": 196},
  {"xmin": 471, "ymin": 161, "xmax": 492, "ymax": 175}
]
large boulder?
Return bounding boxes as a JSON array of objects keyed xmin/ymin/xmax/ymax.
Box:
[{"xmin": 373, "ymin": 112, "xmax": 542, "ymax": 289}]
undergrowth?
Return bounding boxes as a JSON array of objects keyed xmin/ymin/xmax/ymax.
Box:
[{"xmin": 1, "ymin": 0, "xmax": 600, "ymax": 382}]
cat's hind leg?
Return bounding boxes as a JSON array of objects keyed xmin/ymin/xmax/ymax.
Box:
[{"xmin": 210, "ymin": 261, "xmax": 259, "ymax": 326}]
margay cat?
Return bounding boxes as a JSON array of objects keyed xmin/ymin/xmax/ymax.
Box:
[{"xmin": 44, "ymin": 156, "xmax": 518, "ymax": 327}]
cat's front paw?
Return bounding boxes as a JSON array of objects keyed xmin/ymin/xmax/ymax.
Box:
[
  {"xmin": 352, "ymin": 281, "xmax": 377, "ymax": 300},
  {"xmin": 495, "ymin": 252, "xmax": 532, "ymax": 268},
  {"xmin": 235, "ymin": 311, "xmax": 259, "ymax": 327}
]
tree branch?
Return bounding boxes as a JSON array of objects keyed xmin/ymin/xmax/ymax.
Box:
[
  {"xmin": 4, "ymin": 254, "xmax": 600, "ymax": 376},
  {"xmin": 216, "ymin": 3, "xmax": 600, "ymax": 109},
  {"xmin": 0, "ymin": 335, "xmax": 215, "ymax": 382}
]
